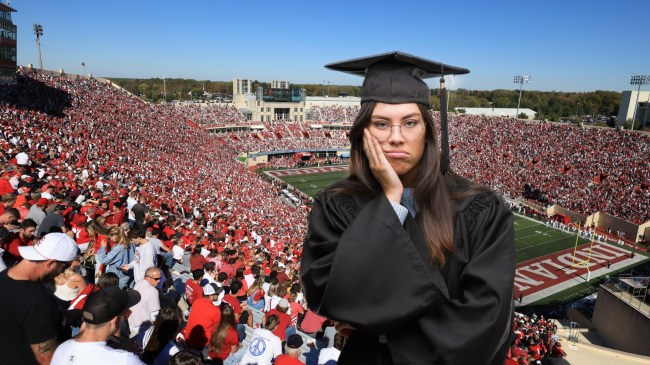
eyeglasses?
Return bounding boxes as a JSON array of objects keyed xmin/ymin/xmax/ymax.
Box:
[
  {"xmin": 368, "ymin": 120, "xmax": 424, "ymax": 141},
  {"xmin": 146, "ymin": 275, "xmax": 162, "ymax": 281}
]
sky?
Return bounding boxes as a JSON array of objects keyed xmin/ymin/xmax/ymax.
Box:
[{"xmin": 9, "ymin": 0, "xmax": 650, "ymax": 92}]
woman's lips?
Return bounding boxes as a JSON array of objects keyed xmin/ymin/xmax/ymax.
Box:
[{"xmin": 384, "ymin": 150, "xmax": 409, "ymax": 158}]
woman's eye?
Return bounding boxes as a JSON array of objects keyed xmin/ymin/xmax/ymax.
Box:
[
  {"xmin": 404, "ymin": 120, "xmax": 419, "ymax": 128},
  {"xmin": 372, "ymin": 122, "xmax": 388, "ymax": 129}
]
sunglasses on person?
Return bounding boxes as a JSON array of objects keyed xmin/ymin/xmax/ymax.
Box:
[{"xmin": 146, "ymin": 275, "xmax": 162, "ymax": 281}]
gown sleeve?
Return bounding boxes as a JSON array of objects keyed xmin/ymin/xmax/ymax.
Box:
[
  {"xmin": 390, "ymin": 192, "xmax": 515, "ymax": 365},
  {"xmin": 300, "ymin": 191, "xmax": 449, "ymax": 334}
]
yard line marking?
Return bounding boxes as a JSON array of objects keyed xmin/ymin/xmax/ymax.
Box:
[{"xmin": 515, "ymin": 236, "xmax": 576, "ymax": 252}]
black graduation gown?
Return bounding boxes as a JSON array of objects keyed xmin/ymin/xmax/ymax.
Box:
[{"xmin": 300, "ymin": 189, "xmax": 515, "ymax": 365}]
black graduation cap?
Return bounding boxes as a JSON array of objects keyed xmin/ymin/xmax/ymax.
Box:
[
  {"xmin": 325, "ymin": 51, "xmax": 468, "ymax": 106},
  {"xmin": 326, "ymin": 51, "xmax": 470, "ymax": 174}
]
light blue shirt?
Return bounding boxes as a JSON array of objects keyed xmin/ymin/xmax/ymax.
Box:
[{"xmin": 389, "ymin": 188, "xmax": 417, "ymax": 224}]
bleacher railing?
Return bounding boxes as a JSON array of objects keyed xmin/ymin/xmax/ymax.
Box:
[{"xmin": 602, "ymin": 279, "xmax": 650, "ymax": 317}]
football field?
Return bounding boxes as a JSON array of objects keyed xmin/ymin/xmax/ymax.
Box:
[{"xmin": 278, "ymin": 169, "xmax": 348, "ymax": 197}]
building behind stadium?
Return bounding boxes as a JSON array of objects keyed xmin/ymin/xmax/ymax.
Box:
[
  {"xmin": 231, "ymin": 78, "xmax": 360, "ymax": 123},
  {"xmin": 0, "ymin": 2, "xmax": 16, "ymax": 83}
]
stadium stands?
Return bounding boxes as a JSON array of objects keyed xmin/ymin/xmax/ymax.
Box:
[{"xmin": 1, "ymin": 71, "xmax": 648, "ymax": 364}]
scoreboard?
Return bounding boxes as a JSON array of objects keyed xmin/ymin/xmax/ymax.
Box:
[{"xmin": 262, "ymin": 88, "xmax": 302, "ymax": 102}]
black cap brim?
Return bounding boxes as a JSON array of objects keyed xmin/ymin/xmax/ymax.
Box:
[
  {"xmin": 125, "ymin": 289, "xmax": 141, "ymax": 309},
  {"xmin": 325, "ymin": 51, "xmax": 469, "ymax": 78}
]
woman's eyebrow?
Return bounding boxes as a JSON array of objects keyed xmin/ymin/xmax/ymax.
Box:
[{"xmin": 370, "ymin": 113, "xmax": 421, "ymax": 120}]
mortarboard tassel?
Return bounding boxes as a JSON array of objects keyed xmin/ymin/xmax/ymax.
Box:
[{"xmin": 439, "ymin": 76, "xmax": 450, "ymax": 175}]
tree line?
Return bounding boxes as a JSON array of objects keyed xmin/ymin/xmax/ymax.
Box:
[{"xmin": 110, "ymin": 78, "xmax": 622, "ymax": 124}]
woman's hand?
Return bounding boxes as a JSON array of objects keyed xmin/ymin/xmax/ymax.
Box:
[{"xmin": 363, "ymin": 129, "xmax": 403, "ymax": 203}]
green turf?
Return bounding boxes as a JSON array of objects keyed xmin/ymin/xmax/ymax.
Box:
[
  {"xmin": 513, "ymin": 217, "xmax": 591, "ymax": 263},
  {"xmin": 277, "ymin": 170, "xmax": 348, "ymax": 197}
]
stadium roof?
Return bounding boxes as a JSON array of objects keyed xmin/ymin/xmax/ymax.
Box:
[
  {"xmin": 0, "ymin": 2, "xmax": 16, "ymax": 12},
  {"xmin": 455, "ymin": 107, "xmax": 536, "ymax": 119}
]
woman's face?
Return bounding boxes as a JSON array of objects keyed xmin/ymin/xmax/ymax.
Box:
[{"xmin": 368, "ymin": 102, "xmax": 426, "ymax": 187}]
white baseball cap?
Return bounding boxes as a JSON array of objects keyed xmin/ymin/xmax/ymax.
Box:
[
  {"xmin": 19, "ymin": 232, "xmax": 79, "ymax": 262},
  {"xmin": 202, "ymin": 282, "xmax": 224, "ymax": 296}
]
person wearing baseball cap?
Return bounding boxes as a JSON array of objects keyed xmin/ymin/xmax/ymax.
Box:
[
  {"xmin": 274, "ymin": 334, "xmax": 306, "ymax": 365},
  {"xmin": 263, "ymin": 298, "xmax": 292, "ymax": 342},
  {"xmin": 184, "ymin": 282, "xmax": 224, "ymax": 350},
  {"xmin": 51, "ymin": 287, "xmax": 144, "ymax": 365},
  {"xmin": 0, "ymin": 232, "xmax": 79, "ymax": 365}
]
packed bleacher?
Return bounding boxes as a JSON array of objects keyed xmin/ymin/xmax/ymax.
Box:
[
  {"xmin": 174, "ymin": 103, "xmax": 245, "ymax": 126},
  {"xmin": 445, "ymin": 114, "xmax": 650, "ymax": 224},
  {"xmin": 309, "ymin": 105, "xmax": 359, "ymax": 123},
  {"xmin": 0, "ymin": 71, "xmax": 647, "ymax": 365},
  {"xmin": 506, "ymin": 313, "xmax": 569, "ymax": 365}
]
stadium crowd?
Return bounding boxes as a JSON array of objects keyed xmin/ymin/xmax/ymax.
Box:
[
  {"xmin": 445, "ymin": 114, "xmax": 650, "ymax": 224},
  {"xmin": 0, "ymin": 70, "xmax": 647, "ymax": 364},
  {"xmin": 309, "ymin": 105, "xmax": 359, "ymax": 123},
  {"xmin": 506, "ymin": 313, "xmax": 569, "ymax": 365}
]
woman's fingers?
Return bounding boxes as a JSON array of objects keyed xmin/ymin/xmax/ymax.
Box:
[{"xmin": 363, "ymin": 129, "xmax": 404, "ymax": 203}]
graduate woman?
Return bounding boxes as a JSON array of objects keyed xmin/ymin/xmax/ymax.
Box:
[{"xmin": 300, "ymin": 52, "xmax": 515, "ymax": 364}]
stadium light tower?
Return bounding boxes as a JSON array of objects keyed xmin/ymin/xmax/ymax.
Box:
[
  {"xmin": 514, "ymin": 75, "xmax": 530, "ymax": 119},
  {"xmin": 33, "ymin": 24, "xmax": 44, "ymax": 70},
  {"xmin": 629, "ymin": 75, "xmax": 650, "ymax": 131}
]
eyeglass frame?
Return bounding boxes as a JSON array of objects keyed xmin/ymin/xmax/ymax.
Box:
[{"xmin": 367, "ymin": 120, "xmax": 425, "ymax": 141}]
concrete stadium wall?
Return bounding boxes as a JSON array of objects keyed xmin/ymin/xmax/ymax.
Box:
[
  {"xmin": 547, "ymin": 204, "xmax": 587, "ymax": 223},
  {"xmin": 589, "ymin": 212, "xmax": 641, "ymax": 243},
  {"xmin": 638, "ymin": 222, "xmax": 650, "ymax": 242},
  {"xmin": 591, "ymin": 285, "xmax": 650, "ymax": 356}
]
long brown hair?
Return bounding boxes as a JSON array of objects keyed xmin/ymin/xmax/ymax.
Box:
[
  {"xmin": 328, "ymin": 101, "xmax": 486, "ymax": 267},
  {"xmin": 142, "ymin": 306, "xmax": 183, "ymax": 363},
  {"xmin": 209, "ymin": 303, "xmax": 237, "ymax": 354}
]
